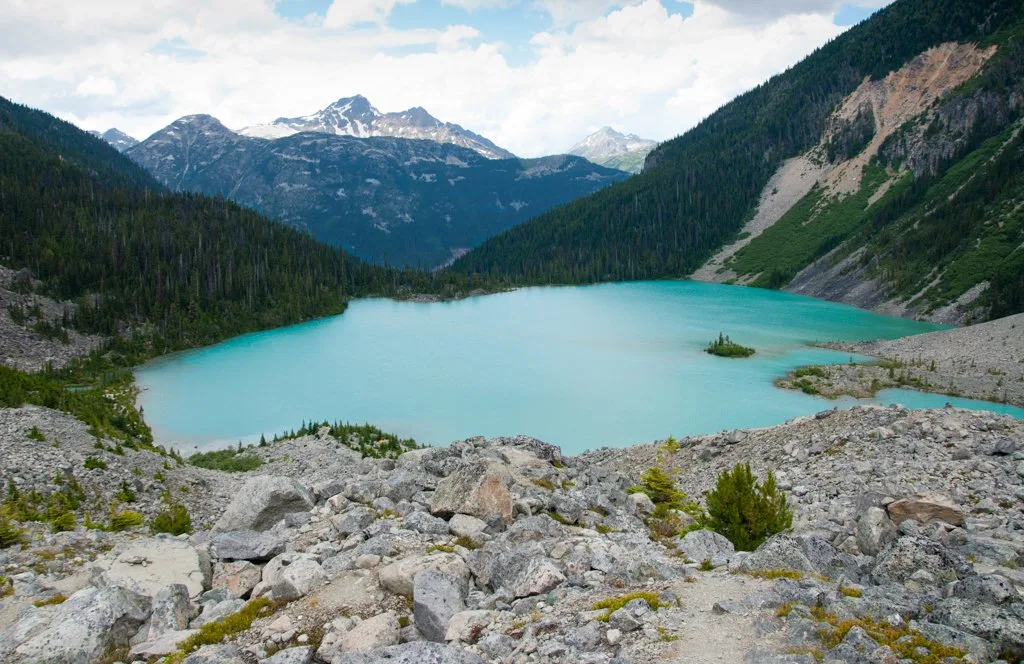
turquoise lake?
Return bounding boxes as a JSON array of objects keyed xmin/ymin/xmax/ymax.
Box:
[{"xmin": 135, "ymin": 281, "xmax": 1024, "ymax": 455}]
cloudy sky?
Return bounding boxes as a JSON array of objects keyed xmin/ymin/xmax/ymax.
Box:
[{"xmin": 0, "ymin": 0, "xmax": 892, "ymax": 157}]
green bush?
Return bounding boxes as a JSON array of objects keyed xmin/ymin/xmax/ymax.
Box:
[
  {"xmin": 188, "ymin": 448, "xmax": 263, "ymax": 473},
  {"xmin": 49, "ymin": 511, "xmax": 76, "ymax": 533},
  {"xmin": 107, "ymin": 510, "xmax": 144, "ymax": 532},
  {"xmin": 26, "ymin": 426, "xmax": 45, "ymax": 442},
  {"xmin": 151, "ymin": 493, "xmax": 192, "ymax": 536},
  {"xmin": 0, "ymin": 508, "xmax": 25, "ymax": 548},
  {"xmin": 706, "ymin": 463, "xmax": 792, "ymax": 551},
  {"xmin": 83, "ymin": 457, "xmax": 107, "ymax": 470}
]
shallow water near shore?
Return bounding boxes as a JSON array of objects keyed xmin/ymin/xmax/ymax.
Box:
[{"xmin": 136, "ymin": 281, "xmax": 1022, "ymax": 455}]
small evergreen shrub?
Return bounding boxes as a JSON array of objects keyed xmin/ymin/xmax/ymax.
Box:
[
  {"xmin": 49, "ymin": 511, "xmax": 76, "ymax": 533},
  {"xmin": 151, "ymin": 492, "xmax": 192, "ymax": 536},
  {"xmin": 83, "ymin": 457, "xmax": 107, "ymax": 470},
  {"xmin": 27, "ymin": 426, "xmax": 46, "ymax": 442},
  {"xmin": 188, "ymin": 448, "xmax": 263, "ymax": 472},
  {"xmin": 0, "ymin": 508, "xmax": 26, "ymax": 548},
  {"xmin": 116, "ymin": 481, "xmax": 136, "ymax": 503},
  {"xmin": 706, "ymin": 463, "xmax": 792, "ymax": 551},
  {"xmin": 107, "ymin": 510, "xmax": 144, "ymax": 532}
]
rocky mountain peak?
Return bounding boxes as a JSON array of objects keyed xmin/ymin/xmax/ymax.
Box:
[
  {"xmin": 89, "ymin": 127, "xmax": 140, "ymax": 152},
  {"xmin": 567, "ymin": 126, "xmax": 657, "ymax": 174}
]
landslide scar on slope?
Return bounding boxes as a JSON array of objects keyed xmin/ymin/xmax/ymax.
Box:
[{"xmin": 691, "ymin": 41, "xmax": 996, "ymax": 284}]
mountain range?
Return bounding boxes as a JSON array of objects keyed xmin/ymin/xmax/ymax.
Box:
[
  {"xmin": 452, "ymin": 0, "xmax": 1024, "ymax": 324},
  {"xmin": 126, "ymin": 115, "xmax": 628, "ymax": 268},
  {"xmin": 239, "ymin": 95, "xmax": 514, "ymax": 160},
  {"xmin": 568, "ymin": 127, "xmax": 657, "ymax": 174},
  {"xmin": 87, "ymin": 128, "xmax": 138, "ymax": 152}
]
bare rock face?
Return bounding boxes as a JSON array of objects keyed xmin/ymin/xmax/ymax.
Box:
[
  {"xmin": 887, "ymin": 492, "xmax": 964, "ymax": 527},
  {"xmin": 92, "ymin": 538, "xmax": 211, "ymax": 599},
  {"xmin": 214, "ymin": 476, "xmax": 315, "ymax": 532},
  {"xmin": 430, "ymin": 462, "xmax": 513, "ymax": 525},
  {"xmin": 379, "ymin": 553, "xmax": 471, "ymax": 598},
  {"xmin": 0, "ymin": 584, "xmax": 151, "ymax": 664},
  {"xmin": 337, "ymin": 611, "xmax": 400, "ymax": 653},
  {"xmin": 413, "ymin": 570, "xmax": 466, "ymax": 642},
  {"xmin": 212, "ymin": 561, "xmax": 262, "ymax": 599},
  {"xmin": 856, "ymin": 506, "xmax": 898, "ymax": 556}
]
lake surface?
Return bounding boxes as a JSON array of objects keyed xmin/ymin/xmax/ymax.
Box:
[{"xmin": 136, "ymin": 281, "xmax": 1024, "ymax": 455}]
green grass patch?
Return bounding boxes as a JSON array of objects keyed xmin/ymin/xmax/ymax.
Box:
[
  {"xmin": 83, "ymin": 457, "xmax": 107, "ymax": 470},
  {"xmin": 810, "ymin": 607, "xmax": 965, "ymax": 663},
  {"xmin": 33, "ymin": 594, "xmax": 68, "ymax": 607},
  {"xmin": 173, "ymin": 597, "xmax": 277, "ymax": 658},
  {"xmin": 188, "ymin": 448, "xmax": 264, "ymax": 473}
]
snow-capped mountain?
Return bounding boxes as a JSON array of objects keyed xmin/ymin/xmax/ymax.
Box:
[
  {"xmin": 89, "ymin": 128, "xmax": 139, "ymax": 152},
  {"xmin": 568, "ymin": 127, "xmax": 657, "ymax": 174},
  {"xmin": 239, "ymin": 95, "xmax": 514, "ymax": 160},
  {"xmin": 127, "ymin": 114, "xmax": 626, "ymax": 268}
]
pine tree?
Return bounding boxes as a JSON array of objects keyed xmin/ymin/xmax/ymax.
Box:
[{"xmin": 706, "ymin": 463, "xmax": 792, "ymax": 551}]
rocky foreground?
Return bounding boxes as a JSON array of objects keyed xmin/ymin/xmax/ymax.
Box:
[{"xmin": 0, "ymin": 403, "xmax": 1022, "ymax": 663}]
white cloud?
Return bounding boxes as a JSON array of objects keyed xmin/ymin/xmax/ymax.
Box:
[
  {"xmin": 0, "ymin": 0, "xmax": 892, "ymax": 156},
  {"xmin": 323, "ymin": 0, "xmax": 415, "ymax": 28}
]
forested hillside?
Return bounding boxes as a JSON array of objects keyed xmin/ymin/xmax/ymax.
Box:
[
  {"xmin": 0, "ymin": 97, "xmax": 479, "ymax": 358},
  {"xmin": 450, "ymin": 0, "xmax": 1024, "ymax": 321}
]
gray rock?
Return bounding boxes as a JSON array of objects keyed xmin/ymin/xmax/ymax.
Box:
[
  {"xmin": 92, "ymin": 538, "xmax": 210, "ymax": 599},
  {"xmin": 382, "ymin": 471, "xmax": 428, "ymax": 502},
  {"xmin": 214, "ymin": 476, "xmax": 314, "ymax": 532},
  {"xmin": 414, "ymin": 571, "xmax": 466, "ymax": 642},
  {"xmin": 931, "ymin": 597, "xmax": 1024, "ymax": 660},
  {"xmin": 870, "ymin": 536, "xmax": 971, "ymax": 588},
  {"xmin": 917, "ymin": 622, "xmax": 995, "ymax": 662},
  {"xmin": 448, "ymin": 514, "xmax": 488, "ymax": 538},
  {"xmin": 338, "ymin": 611, "xmax": 400, "ymax": 652},
  {"xmin": 741, "ymin": 535, "xmax": 816, "ymax": 574},
  {"xmin": 130, "ymin": 629, "xmax": 200, "ymax": 658},
  {"xmin": 212, "ymin": 531, "xmax": 286, "ymax": 562},
  {"xmin": 405, "ymin": 511, "xmax": 450, "ymax": 535},
  {"xmin": 430, "ymin": 462, "xmax": 513, "ymax": 525},
  {"xmin": 953, "ymin": 574, "xmax": 1015, "ymax": 605},
  {"xmin": 491, "ymin": 546, "xmax": 566, "ymax": 599},
  {"xmin": 261, "ymin": 646, "xmax": 315, "ymax": 664},
  {"xmin": 0, "ymin": 584, "xmax": 151, "ymax": 664},
  {"xmin": 192, "ymin": 598, "xmax": 245, "ymax": 627},
  {"xmin": 992, "ymin": 438, "xmax": 1016, "ymax": 455},
  {"xmin": 856, "ymin": 507, "xmax": 897, "ymax": 556},
  {"xmin": 272, "ymin": 558, "xmax": 328, "ymax": 601},
  {"xmin": 183, "ymin": 644, "xmax": 246, "ymax": 664},
  {"xmin": 608, "ymin": 597, "xmax": 652, "ymax": 633},
  {"xmin": 379, "ymin": 554, "xmax": 471, "ymax": 598},
  {"xmin": 212, "ymin": 560, "xmax": 262, "ymax": 599},
  {"xmin": 677, "ymin": 529, "xmax": 735, "ymax": 567},
  {"xmin": 147, "ymin": 583, "xmax": 193, "ymax": 639},
  {"xmin": 334, "ymin": 641, "xmax": 486, "ymax": 664},
  {"xmin": 332, "ymin": 507, "xmax": 376, "ymax": 537}
]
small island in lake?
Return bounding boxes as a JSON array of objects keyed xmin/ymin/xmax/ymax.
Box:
[{"xmin": 705, "ymin": 333, "xmax": 756, "ymax": 358}]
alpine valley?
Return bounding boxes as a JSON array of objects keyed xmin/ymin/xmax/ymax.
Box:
[{"xmin": 124, "ymin": 99, "xmax": 629, "ymax": 268}]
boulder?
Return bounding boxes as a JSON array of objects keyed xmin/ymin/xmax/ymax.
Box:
[
  {"xmin": 491, "ymin": 546, "xmax": 566, "ymax": 599},
  {"xmin": 677, "ymin": 529, "xmax": 735, "ymax": 567},
  {"xmin": 414, "ymin": 571, "xmax": 466, "ymax": 642},
  {"xmin": 448, "ymin": 514, "xmax": 488, "ymax": 538},
  {"xmin": 147, "ymin": 583, "xmax": 193, "ymax": 639},
  {"xmin": 379, "ymin": 554, "xmax": 471, "ymax": 598},
  {"xmin": 212, "ymin": 531, "xmax": 286, "ymax": 562},
  {"xmin": 272, "ymin": 558, "xmax": 328, "ymax": 601},
  {"xmin": 445, "ymin": 610, "xmax": 496, "ymax": 642},
  {"xmin": 856, "ymin": 507, "xmax": 897, "ymax": 556},
  {"xmin": 628, "ymin": 492, "xmax": 655, "ymax": 516},
  {"xmin": 0, "ymin": 585, "xmax": 151, "ymax": 664},
  {"xmin": 212, "ymin": 561, "xmax": 262, "ymax": 599},
  {"xmin": 953, "ymin": 574, "xmax": 1015, "ymax": 605},
  {"xmin": 430, "ymin": 462, "xmax": 513, "ymax": 524},
  {"xmin": 214, "ymin": 476, "xmax": 314, "ymax": 532},
  {"xmin": 931, "ymin": 597, "xmax": 1024, "ymax": 660},
  {"xmin": 182, "ymin": 644, "xmax": 246, "ymax": 664},
  {"xmin": 263, "ymin": 646, "xmax": 313, "ymax": 664},
  {"xmin": 93, "ymin": 538, "xmax": 210, "ymax": 599},
  {"xmin": 886, "ymin": 492, "xmax": 964, "ymax": 527},
  {"xmin": 261, "ymin": 646, "xmax": 315, "ymax": 664},
  {"xmin": 129, "ymin": 629, "xmax": 199, "ymax": 658},
  {"xmin": 404, "ymin": 511, "xmax": 450, "ymax": 535},
  {"xmin": 870, "ymin": 536, "xmax": 971, "ymax": 589},
  {"xmin": 331, "ymin": 507, "xmax": 376, "ymax": 537},
  {"xmin": 739, "ymin": 534, "xmax": 815, "ymax": 575},
  {"xmin": 337, "ymin": 611, "xmax": 400, "ymax": 652},
  {"xmin": 192, "ymin": 599, "xmax": 246, "ymax": 627},
  {"xmin": 334, "ymin": 642, "xmax": 486, "ymax": 664}
]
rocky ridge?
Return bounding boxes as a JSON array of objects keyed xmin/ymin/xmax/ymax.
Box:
[{"xmin": 0, "ymin": 401, "xmax": 1022, "ymax": 663}]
